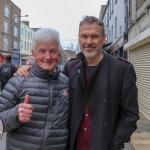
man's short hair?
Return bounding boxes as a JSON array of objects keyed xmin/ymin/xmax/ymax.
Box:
[
  {"xmin": 79, "ymin": 15, "xmax": 105, "ymax": 36},
  {"xmin": 6, "ymin": 55, "xmax": 12, "ymax": 61}
]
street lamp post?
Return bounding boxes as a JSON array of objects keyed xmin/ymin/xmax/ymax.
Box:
[{"xmin": 11, "ymin": 15, "xmax": 28, "ymax": 65}]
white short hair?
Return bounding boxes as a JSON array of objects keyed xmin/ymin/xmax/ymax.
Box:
[{"xmin": 32, "ymin": 28, "xmax": 61, "ymax": 51}]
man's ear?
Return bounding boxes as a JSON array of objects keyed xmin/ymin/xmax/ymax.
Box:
[
  {"xmin": 102, "ymin": 34, "xmax": 106, "ymax": 44},
  {"xmin": 31, "ymin": 50, "xmax": 35, "ymax": 56},
  {"xmin": 78, "ymin": 33, "xmax": 80, "ymax": 43}
]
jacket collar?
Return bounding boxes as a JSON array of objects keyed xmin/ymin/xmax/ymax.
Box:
[
  {"xmin": 75, "ymin": 51, "xmax": 107, "ymax": 91},
  {"xmin": 77, "ymin": 52, "xmax": 85, "ymax": 61},
  {"xmin": 30, "ymin": 62, "xmax": 61, "ymax": 80}
]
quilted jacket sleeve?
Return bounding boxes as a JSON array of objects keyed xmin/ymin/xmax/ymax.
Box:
[{"xmin": 0, "ymin": 76, "xmax": 24, "ymax": 132}]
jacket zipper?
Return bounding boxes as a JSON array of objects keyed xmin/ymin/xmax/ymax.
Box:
[{"xmin": 41, "ymin": 79, "xmax": 52, "ymax": 150}]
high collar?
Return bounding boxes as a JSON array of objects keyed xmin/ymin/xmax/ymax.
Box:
[
  {"xmin": 30, "ymin": 62, "xmax": 61, "ymax": 80},
  {"xmin": 77, "ymin": 52, "xmax": 85, "ymax": 61}
]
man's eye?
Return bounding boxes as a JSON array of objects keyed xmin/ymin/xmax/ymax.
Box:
[
  {"xmin": 81, "ymin": 35, "xmax": 87, "ymax": 39},
  {"xmin": 92, "ymin": 35, "xmax": 99, "ymax": 39}
]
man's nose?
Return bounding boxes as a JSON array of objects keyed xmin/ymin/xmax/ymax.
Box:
[
  {"xmin": 86, "ymin": 37, "xmax": 92, "ymax": 44},
  {"xmin": 45, "ymin": 51, "xmax": 52, "ymax": 58}
]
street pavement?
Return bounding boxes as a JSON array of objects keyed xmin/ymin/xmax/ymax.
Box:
[
  {"xmin": 130, "ymin": 112, "xmax": 150, "ymax": 150},
  {"xmin": 0, "ymin": 133, "xmax": 6, "ymax": 150}
]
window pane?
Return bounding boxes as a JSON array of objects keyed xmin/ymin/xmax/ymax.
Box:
[
  {"xmin": 24, "ymin": 41, "xmax": 26, "ymax": 50},
  {"xmin": 4, "ymin": 5, "xmax": 9, "ymax": 17},
  {"xmin": 21, "ymin": 40, "xmax": 23, "ymax": 49},
  {"xmin": 14, "ymin": 13, "xmax": 18, "ymax": 23},
  {"xmin": 13, "ymin": 41, "xmax": 18, "ymax": 49},
  {"xmin": 14, "ymin": 26, "xmax": 18, "ymax": 37},
  {"xmin": 3, "ymin": 37, "xmax": 8, "ymax": 51},
  {"xmin": 4, "ymin": 20, "xmax": 8, "ymax": 33}
]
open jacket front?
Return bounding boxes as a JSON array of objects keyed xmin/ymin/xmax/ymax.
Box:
[{"xmin": 63, "ymin": 52, "xmax": 139, "ymax": 150}]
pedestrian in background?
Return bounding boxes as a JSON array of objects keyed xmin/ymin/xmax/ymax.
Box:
[
  {"xmin": 0, "ymin": 55, "xmax": 17, "ymax": 91},
  {"xmin": 0, "ymin": 28, "xmax": 69, "ymax": 150},
  {"xmin": 15, "ymin": 16, "xmax": 139, "ymax": 150}
]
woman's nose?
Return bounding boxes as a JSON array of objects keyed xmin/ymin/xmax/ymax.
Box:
[{"xmin": 45, "ymin": 51, "xmax": 52, "ymax": 59}]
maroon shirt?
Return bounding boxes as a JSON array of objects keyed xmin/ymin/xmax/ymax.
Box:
[
  {"xmin": 76, "ymin": 65, "xmax": 98, "ymax": 150},
  {"xmin": 76, "ymin": 105, "xmax": 91, "ymax": 150}
]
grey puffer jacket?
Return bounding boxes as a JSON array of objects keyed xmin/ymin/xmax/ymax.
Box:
[{"xmin": 0, "ymin": 63, "xmax": 69, "ymax": 150}]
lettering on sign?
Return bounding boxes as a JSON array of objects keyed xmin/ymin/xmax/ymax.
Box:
[
  {"xmin": 139, "ymin": 23, "xmax": 150, "ymax": 34},
  {"xmin": 1, "ymin": 52, "xmax": 9, "ymax": 56}
]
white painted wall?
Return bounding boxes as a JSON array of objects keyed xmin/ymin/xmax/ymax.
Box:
[
  {"xmin": 20, "ymin": 21, "xmax": 35, "ymax": 57},
  {"xmin": 101, "ymin": 0, "xmax": 126, "ymax": 46}
]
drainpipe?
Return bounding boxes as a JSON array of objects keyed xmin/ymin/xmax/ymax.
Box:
[{"xmin": 131, "ymin": 0, "xmax": 137, "ymax": 22}]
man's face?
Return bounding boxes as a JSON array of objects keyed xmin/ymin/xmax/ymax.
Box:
[
  {"xmin": 32, "ymin": 40, "xmax": 60, "ymax": 74},
  {"xmin": 78, "ymin": 23, "xmax": 105, "ymax": 58}
]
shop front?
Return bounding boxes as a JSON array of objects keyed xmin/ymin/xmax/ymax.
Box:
[
  {"xmin": 12, "ymin": 52, "xmax": 20, "ymax": 65},
  {"xmin": 12, "ymin": 48, "xmax": 20, "ymax": 65},
  {"xmin": 0, "ymin": 51, "xmax": 12, "ymax": 63},
  {"xmin": 124, "ymin": 20, "xmax": 150, "ymax": 120},
  {"xmin": 20, "ymin": 55, "xmax": 28, "ymax": 65}
]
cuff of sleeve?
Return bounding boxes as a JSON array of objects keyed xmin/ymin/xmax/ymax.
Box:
[{"xmin": 3, "ymin": 105, "xmax": 22, "ymax": 131}]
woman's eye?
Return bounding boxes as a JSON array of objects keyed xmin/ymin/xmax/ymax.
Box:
[
  {"xmin": 50, "ymin": 50, "xmax": 57, "ymax": 54},
  {"xmin": 39, "ymin": 50, "xmax": 45, "ymax": 53}
]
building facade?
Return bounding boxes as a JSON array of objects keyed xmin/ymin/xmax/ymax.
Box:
[
  {"xmin": 0, "ymin": 0, "xmax": 21, "ymax": 64},
  {"xmin": 124, "ymin": 0, "xmax": 150, "ymax": 120},
  {"xmin": 100, "ymin": 0, "xmax": 129, "ymax": 59},
  {"xmin": 20, "ymin": 21, "xmax": 34, "ymax": 65}
]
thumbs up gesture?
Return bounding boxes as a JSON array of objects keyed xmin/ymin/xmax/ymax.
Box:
[{"xmin": 18, "ymin": 95, "xmax": 34, "ymax": 123}]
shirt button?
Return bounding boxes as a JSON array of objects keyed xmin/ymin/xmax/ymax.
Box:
[
  {"xmin": 103, "ymin": 98, "xmax": 107, "ymax": 103},
  {"xmin": 86, "ymin": 114, "xmax": 88, "ymax": 117},
  {"xmin": 81, "ymin": 141, "xmax": 84, "ymax": 144},
  {"xmin": 84, "ymin": 128, "xmax": 87, "ymax": 131}
]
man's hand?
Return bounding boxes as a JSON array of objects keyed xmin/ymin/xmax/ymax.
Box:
[
  {"xmin": 18, "ymin": 95, "xmax": 34, "ymax": 123},
  {"xmin": 14, "ymin": 65, "xmax": 31, "ymax": 77}
]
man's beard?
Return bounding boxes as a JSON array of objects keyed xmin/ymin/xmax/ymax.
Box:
[{"xmin": 81, "ymin": 47, "xmax": 100, "ymax": 58}]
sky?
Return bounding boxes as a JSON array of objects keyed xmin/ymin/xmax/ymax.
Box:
[{"xmin": 11, "ymin": 0, "xmax": 108, "ymax": 40}]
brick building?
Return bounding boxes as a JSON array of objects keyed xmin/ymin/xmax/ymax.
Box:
[{"xmin": 0, "ymin": 0, "xmax": 21, "ymax": 64}]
